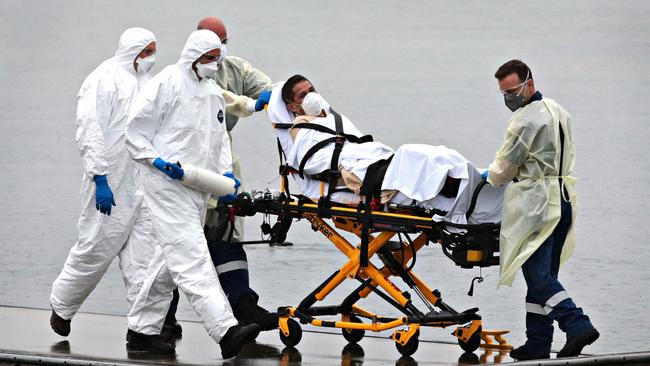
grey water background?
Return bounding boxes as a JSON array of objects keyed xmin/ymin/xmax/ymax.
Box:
[{"xmin": 1, "ymin": 0, "xmax": 649, "ymax": 357}]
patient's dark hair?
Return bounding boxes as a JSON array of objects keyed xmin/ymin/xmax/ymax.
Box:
[
  {"xmin": 282, "ymin": 74, "xmax": 310, "ymax": 104},
  {"xmin": 494, "ymin": 59, "xmax": 533, "ymax": 82}
]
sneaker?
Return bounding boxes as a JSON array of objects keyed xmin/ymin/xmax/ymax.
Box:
[
  {"xmin": 557, "ymin": 328, "xmax": 599, "ymax": 358},
  {"xmin": 509, "ymin": 345, "xmax": 550, "ymax": 360},
  {"xmin": 126, "ymin": 329, "xmax": 175, "ymax": 355},
  {"xmin": 219, "ymin": 324, "xmax": 260, "ymax": 359},
  {"xmin": 50, "ymin": 310, "xmax": 71, "ymax": 337},
  {"xmin": 234, "ymin": 294, "xmax": 279, "ymax": 331}
]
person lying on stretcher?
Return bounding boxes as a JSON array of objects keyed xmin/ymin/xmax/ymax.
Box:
[{"xmin": 266, "ymin": 74, "xmax": 506, "ymax": 225}]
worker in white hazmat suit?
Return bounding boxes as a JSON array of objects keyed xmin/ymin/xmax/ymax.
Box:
[
  {"xmin": 124, "ymin": 29, "xmax": 259, "ymax": 359},
  {"xmin": 161, "ymin": 16, "xmax": 276, "ymax": 339},
  {"xmin": 483, "ymin": 60, "xmax": 598, "ymax": 360},
  {"xmin": 50, "ymin": 27, "xmax": 158, "ymax": 339}
]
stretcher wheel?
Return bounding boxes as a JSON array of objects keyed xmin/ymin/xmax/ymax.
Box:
[
  {"xmin": 395, "ymin": 330, "xmax": 419, "ymax": 356},
  {"xmin": 279, "ymin": 318, "xmax": 302, "ymax": 347},
  {"xmin": 341, "ymin": 315, "xmax": 365, "ymax": 343},
  {"xmin": 458, "ymin": 328, "xmax": 481, "ymax": 353}
]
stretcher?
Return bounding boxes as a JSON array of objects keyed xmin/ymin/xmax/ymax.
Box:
[{"xmin": 224, "ymin": 176, "xmax": 512, "ymax": 356}]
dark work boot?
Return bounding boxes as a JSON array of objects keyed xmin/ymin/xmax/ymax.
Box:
[
  {"xmin": 509, "ymin": 345, "xmax": 550, "ymax": 361},
  {"xmin": 126, "ymin": 329, "xmax": 175, "ymax": 355},
  {"xmin": 219, "ymin": 324, "xmax": 260, "ymax": 359},
  {"xmin": 50, "ymin": 310, "xmax": 71, "ymax": 336},
  {"xmin": 161, "ymin": 314, "xmax": 183, "ymax": 340},
  {"xmin": 557, "ymin": 328, "xmax": 599, "ymax": 358},
  {"xmin": 234, "ymin": 294, "xmax": 279, "ymax": 331}
]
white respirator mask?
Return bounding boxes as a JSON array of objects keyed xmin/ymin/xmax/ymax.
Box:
[
  {"xmin": 301, "ymin": 92, "xmax": 328, "ymax": 116},
  {"xmin": 135, "ymin": 54, "xmax": 156, "ymax": 74},
  {"xmin": 196, "ymin": 61, "xmax": 221, "ymax": 79}
]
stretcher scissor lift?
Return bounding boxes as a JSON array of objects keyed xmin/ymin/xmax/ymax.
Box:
[{"xmin": 228, "ymin": 181, "xmax": 512, "ymax": 356}]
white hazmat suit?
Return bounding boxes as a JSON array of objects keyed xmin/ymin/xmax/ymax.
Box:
[
  {"xmin": 125, "ymin": 30, "xmax": 237, "ymax": 340},
  {"xmin": 50, "ymin": 27, "xmax": 156, "ymax": 320}
]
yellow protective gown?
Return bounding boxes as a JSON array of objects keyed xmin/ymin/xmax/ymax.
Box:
[{"xmin": 486, "ymin": 98, "xmax": 577, "ymax": 286}]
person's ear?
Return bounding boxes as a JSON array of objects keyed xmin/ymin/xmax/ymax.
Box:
[{"xmin": 287, "ymin": 102, "xmax": 298, "ymax": 113}]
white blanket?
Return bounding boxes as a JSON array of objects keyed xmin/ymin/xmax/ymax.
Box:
[
  {"xmin": 386, "ymin": 145, "xmax": 504, "ymax": 224},
  {"xmin": 266, "ymin": 83, "xmax": 505, "ymax": 223},
  {"xmin": 287, "ymin": 113, "xmax": 394, "ymax": 184}
]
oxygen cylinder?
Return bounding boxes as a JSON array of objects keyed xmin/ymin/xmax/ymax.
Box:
[{"xmin": 180, "ymin": 164, "xmax": 237, "ymax": 196}]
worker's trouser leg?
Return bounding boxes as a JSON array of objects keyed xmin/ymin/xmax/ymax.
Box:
[
  {"xmin": 521, "ymin": 198, "xmax": 594, "ymax": 354},
  {"xmin": 208, "ymin": 240, "xmax": 258, "ymax": 308},
  {"xmin": 50, "ymin": 173, "xmax": 145, "ymax": 320}
]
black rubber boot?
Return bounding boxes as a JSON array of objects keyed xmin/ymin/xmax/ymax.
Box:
[
  {"xmin": 233, "ymin": 294, "xmax": 279, "ymax": 331},
  {"xmin": 126, "ymin": 329, "xmax": 175, "ymax": 355},
  {"xmin": 50, "ymin": 310, "xmax": 71, "ymax": 337},
  {"xmin": 219, "ymin": 324, "xmax": 260, "ymax": 359},
  {"xmin": 557, "ymin": 328, "xmax": 599, "ymax": 358},
  {"xmin": 509, "ymin": 345, "xmax": 550, "ymax": 360}
]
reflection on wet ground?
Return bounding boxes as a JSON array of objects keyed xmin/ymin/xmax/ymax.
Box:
[{"xmin": 1, "ymin": 306, "xmax": 518, "ymax": 365}]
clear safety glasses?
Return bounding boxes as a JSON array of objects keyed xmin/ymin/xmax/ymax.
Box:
[{"xmin": 498, "ymin": 71, "xmax": 531, "ymax": 95}]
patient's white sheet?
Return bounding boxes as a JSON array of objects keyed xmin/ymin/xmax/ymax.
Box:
[
  {"xmin": 386, "ymin": 145, "xmax": 504, "ymax": 224},
  {"xmin": 287, "ymin": 114, "xmax": 394, "ymax": 183},
  {"xmin": 266, "ymin": 82, "xmax": 505, "ymax": 223}
]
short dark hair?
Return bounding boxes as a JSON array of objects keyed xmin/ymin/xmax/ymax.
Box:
[
  {"xmin": 494, "ymin": 59, "xmax": 533, "ymax": 82},
  {"xmin": 282, "ymin": 74, "xmax": 310, "ymax": 104}
]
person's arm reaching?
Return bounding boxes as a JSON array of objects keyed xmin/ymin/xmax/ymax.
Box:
[{"xmin": 486, "ymin": 117, "xmax": 533, "ymax": 186}]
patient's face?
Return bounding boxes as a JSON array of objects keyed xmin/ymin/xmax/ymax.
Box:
[{"xmin": 287, "ymin": 80, "xmax": 316, "ymax": 115}]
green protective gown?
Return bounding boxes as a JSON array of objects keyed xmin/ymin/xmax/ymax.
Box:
[
  {"xmin": 215, "ymin": 56, "xmax": 272, "ymax": 132},
  {"xmin": 487, "ymin": 98, "xmax": 578, "ymax": 286}
]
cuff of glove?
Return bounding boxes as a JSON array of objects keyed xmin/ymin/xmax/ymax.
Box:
[
  {"xmin": 246, "ymin": 99, "xmax": 257, "ymax": 113},
  {"xmin": 94, "ymin": 175, "xmax": 108, "ymax": 185}
]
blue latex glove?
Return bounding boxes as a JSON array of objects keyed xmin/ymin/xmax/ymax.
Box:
[
  {"xmin": 153, "ymin": 157, "xmax": 184, "ymax": 180},
  {"xmin": 254, "ymin": 90, "xmax": 272, "ymax": 112},
  {"xmin": 218, "ymin": 193, "xmax": 239, "ymax": 204},
  {"xmin": 481, "ymin": 170, "xmax": 489, "ymax": 180},
  {"xmin": 222, "ymin": 171, "xmax": 241, "ymax": 189},
  {"xmin": 94, "ymin": 175, "xmax": 116, "ymax": 215}
]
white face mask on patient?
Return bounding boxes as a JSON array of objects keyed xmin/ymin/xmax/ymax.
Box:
[{"xmin": 301, "ymin": 92, "xmax": 328, "ymax": 116}]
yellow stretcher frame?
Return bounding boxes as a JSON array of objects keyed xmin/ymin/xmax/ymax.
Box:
[{"xmin": 233, "ymin": 189, "xmax": 512, "ymax": 356}]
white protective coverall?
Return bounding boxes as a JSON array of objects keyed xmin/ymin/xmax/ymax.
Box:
[
  {"xmin": 124, "ymin": 30, "xmax": 237, "ymax": 339},
  {"xmin": 50, "ymin": 28, "xmax": 156, "ymax": 320},
  {"xmin": 486, "ymin": 98, "xmax": 577, "ymax": 286}
]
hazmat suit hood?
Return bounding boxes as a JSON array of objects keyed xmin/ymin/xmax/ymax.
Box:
[
  {"xmin": 179, "ymin": 29, "xmax": 222, "ymax": 81},
  {"xmin": 113, "ymin": 27, "xmax": 156, "ymax": 72}
]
